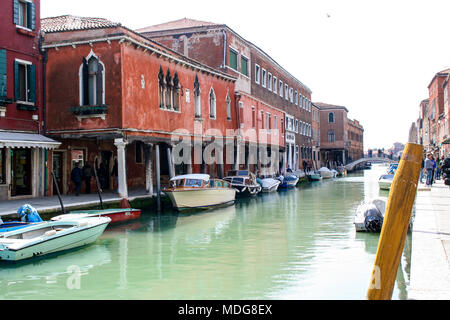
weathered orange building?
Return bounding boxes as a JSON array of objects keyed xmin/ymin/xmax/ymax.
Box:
[{"xmin": 42, "ymin": 15, "xmax": 237, "ymax": 198}]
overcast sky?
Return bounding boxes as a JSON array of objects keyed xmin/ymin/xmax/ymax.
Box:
[{"xmin": 41, "ymin": 0, "xmax": 450, "ymax": 150}]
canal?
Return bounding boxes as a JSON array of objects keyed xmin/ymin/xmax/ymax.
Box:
[{"xmin": 0, "ymin": 164, "xmax": 411, "ymax": 300}]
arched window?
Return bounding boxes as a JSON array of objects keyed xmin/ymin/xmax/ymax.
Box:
[
  {"xmin": 165, "ymin": 70, "xmax": 172, "ymax": 109},
  {"xmin": 172, "ymin": 72, "xmax": 180, "ymax": 111},
  {"xmin": 194, "ymin": 75, "xmax": 201, "ymax": 118},
  {"xmin": 328, "ymin": 130, "xmax": 335, "ymax": 142},
  {"xmin": 328, "ymin": 112, "xmax": 335, "ymax": 123},
  {"xmin": 158, "ymin": 66, "xmax": 165, "ymax": 109},
  {"xmin": 209, "ymin": 88, "xmax": 216, "ymax": 119},
  {"xmin": 80, "ymin": 50, "xmax": 105, "ymax": 106}
]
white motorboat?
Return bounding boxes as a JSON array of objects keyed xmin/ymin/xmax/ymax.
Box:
[
  {"xmin": 306, "ymin": 171, "xmax": 322, "ymax": 181},
  {"xmin": 0, "ymin": 217, "xmax": 111, "ymax": 261},
  {"xmin": 318, "ymin": 167, "xmax": 336, "ymax": 179},
  {"xmin": 379, "ymin": 174, "xmax": 394, "ymax": 190},
  {"xmin": 354, "ymin": 198, "xmax": 386, "ymax": 232},
  {"xmin": 259, "ymin": 178, "xmax": 281, "ymax": 193},
  {"xmin": 164, "ymin": 174, "xmax": 236, "ymax": 210},
  {"xmin": 223, "ymin": 170, "xmax": 262, "ymax": 196}
]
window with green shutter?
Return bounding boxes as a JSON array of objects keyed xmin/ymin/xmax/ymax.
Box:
[
  {"xmin": 13, "ymin": 0, "xmax": 36, "ymax": 30},
  {"xmin": 14, "ymin": 60, "xmax": 36, "ymax": 104},
  {"xmin": 241, "ymin": 56, "xmax": 248, "ymax": 76},
  {"xmin": 0, "ymin": 50, "xmax": 7, "ymax": 98},
  {"xmin": 229, "ymin": 48, "xmax": 238, "ymax": 71}
]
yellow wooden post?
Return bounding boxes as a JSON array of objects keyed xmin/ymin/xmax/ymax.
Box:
[{"xmin": 367, "ymin": 142, "xmax": 423, "ymax": 300}]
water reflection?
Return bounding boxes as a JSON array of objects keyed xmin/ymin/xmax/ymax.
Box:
[{"xmin": 0, "ymin": 164, "xmax": 411, "ymax": 300}]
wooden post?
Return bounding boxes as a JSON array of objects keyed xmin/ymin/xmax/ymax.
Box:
[{"xmin": 367, "ymin": 142, "xmax": 423, "ymax": 300}]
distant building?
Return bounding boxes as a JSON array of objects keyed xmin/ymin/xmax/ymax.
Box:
[
  {"xmin": 313, "ymin": 102, "xmax": 364, "ymax": 167},
  {"xmin": 137, "ymin": 18, "xmax": 313, "ymax": 174},
  {"xmin": 0, "ymin": 0, "xmax": 60, "ymax": 200},
  {"xmin": 417, "ymin": 68, "xmax": 450, "ymax": 158},
  {"xmin": 42, "ymin": 15, "xmax": 237, "ymax": 197}
]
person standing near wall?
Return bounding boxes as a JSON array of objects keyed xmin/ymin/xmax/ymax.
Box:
[
  {"xmin": 71, "ymin": 162, "xmax": 83, "ymax": 196},
  {"xmin": 111, "ymin": 160, "xmax": 118, "ymax": 192},
  {"xmin": 82, "ymin": 162, "xmax": 93, "ymax": 194}
]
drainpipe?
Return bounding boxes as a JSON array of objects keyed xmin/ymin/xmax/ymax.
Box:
[{"xmin": 40, "ymin": 32, "xmax": 48, "ymax": 195}]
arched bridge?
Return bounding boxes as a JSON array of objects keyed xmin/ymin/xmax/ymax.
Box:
[{"xmin": 345, "ymin": 157, "xmax": 397, "ymax": 171}]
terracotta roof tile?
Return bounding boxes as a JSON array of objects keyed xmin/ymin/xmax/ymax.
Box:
[
  {"xmin": 136, "ymin": 18, "xmax": 218, "ymax": 33},
  {"xmin": 41, "ymin": 15, "xmax": 121, "ymax": 33}
]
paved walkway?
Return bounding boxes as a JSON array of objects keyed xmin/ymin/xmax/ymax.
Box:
[
  {"xmin": 0, "ymin": 189, "xmax": 154, "ymax": 218},
  {"xmin": 409, "ymin": 179, "xmax": 450, "ymax": 299}
]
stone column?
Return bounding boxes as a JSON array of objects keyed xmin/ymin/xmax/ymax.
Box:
[
  {"xmin": 114, "ymin": 138, "xmax": 129, "ymax": 198},
  {"xmin": 167, "ymin": 145, "xmax": 174, "ymax": 179},
  {"xmin": 145, "ymin": 143, "xmax": 153, "ymax": 196},
  {"xmin": 155, "ymin": 144, "xmax": 161, "ymax": 212}
]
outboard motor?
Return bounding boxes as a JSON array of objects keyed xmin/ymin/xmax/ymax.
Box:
[
  {"xmin": 364, "ymin": 204, "xmax": 384, "ymax": 232},
  {"xmin": 17, "ymin": 204, "xmax": 43, "ymax": 223}
]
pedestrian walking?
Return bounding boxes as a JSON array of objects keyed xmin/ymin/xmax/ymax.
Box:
[
  {"xmin": 419, "ymin": 157, "xmax": 424, "ymax": 183},
  {"xmin": 436, "ymin": 157, "xmax": 442, "ymax": 180},
  {"xmin": 431, "ymin": 155, "xmax": 437, "ymax": 186},
  {"xmin": 82, "ymin": 162, "xmax": 93, "ymax": 194},
  {"xmin": 424, "ymin": 154, "xmax": 434, "ymax": 187},
  {"xmin": 71, "ymin": 162, "xmax": 83, "ymax": 196}
]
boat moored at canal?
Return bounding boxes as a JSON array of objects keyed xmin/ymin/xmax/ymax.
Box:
[
  {"xmin": 0, "ymin": 217, "xmax": 111, "ymax": 261},
  {"xmin": 318, "ymin": 167, "xmax": 336, "ymax": 179},
  {"xmin": 258, "ymin": 178, "xmax": 281, "ymax": 193},
  {"xmin": 52, "ymin": 208, "xmax": 141, "ymax": 224},
  {"xmin": 223, "ymin": 170, "xmax": 262, "ymax": 196},
  {"xmin": 379, "ymin": 174, "xmax": 394, "ymax": 190},
  {"xmin": 278, "ymin": 174, "xmax": 299, "ymax": 188},
  {"xmin": 164, "ymin": 174, "xmax": 236, "ymax": 210}
]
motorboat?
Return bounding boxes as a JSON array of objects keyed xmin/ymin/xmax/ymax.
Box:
[
  {"xmin": 0, "ymin": 217, "xmax": 111, "ymax": 261},
  {"xmin": 278, "ymin": 174, "xmax": 299, "ymax": 188},
  {"xmin": 336, "ymin": 166, "xmax": 347, "ymax": 177},
  {"xmin": 306, "ymin": 171, "xmax": 322, "ymax": 181},
  {"xmin": 52, "ymin": 208, "xmax": 141, "ymax": 224},
  {"xmin": 318, "ymin": 167, "xmax": 336, "ymax": 179},
  {"xmin": 379, "ymin": 174, "xmax": 394, "ymax": 190},
  {"xmin": 258, "ymin": 177, "xmax": 281, "ymax": 193},
  {"xmin": 164, "ymin": 174, "xmax": 236, "ymax": 210},
  {"xmin": 354, "ymin": 198, "xmax": 386, "ymax": 232},
  {"xmin": 223, "ymin": 170, "xmax": 261, "ymax": 196}
]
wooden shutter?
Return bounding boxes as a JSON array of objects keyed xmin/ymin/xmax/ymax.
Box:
[
  {"xmin": 0, "ymin": 50, "xmax": 6, "ymax": 98},
  {"xmin": 27, "ymin": 1, "xmax": 35, "ymax": 30},
  {"xmin": 96, "ymin": 62, "xmax": 103, "ymax": 105},
  {"xmin": 28, "ymin": 64, "xmax": 36, "ymax": 103},
  {"xmin": 82, "ymin": 58, "xmax": 89, "ymax": 105},
  {"xmin": 13, "ymin": 0, "xmax": 19, "ymax": 25},
  {"xmin": 14, "ymin": 61, "xmax": 19, "ymax": 101}
]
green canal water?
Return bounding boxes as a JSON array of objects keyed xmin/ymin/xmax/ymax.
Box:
[{"xmin": 0, "ymin": 164, "xmax": 411, "ymax": 300}]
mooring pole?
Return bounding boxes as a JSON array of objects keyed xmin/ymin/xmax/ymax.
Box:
[
  {"xmin": 51, "ymin": 171, "xmax": 66, "ymax": 215},
  {"xmin": 367, "ymin": 125, "xmax": 422, "ymax": 300},
  {"xmin": 93, "ymin": 165, "xmax": 104, "ymax": 210}
]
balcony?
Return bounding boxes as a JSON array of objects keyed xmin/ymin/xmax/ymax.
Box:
[{"xmin": 71, "ymin": 105, "xmax": 108, "ymax": 122}]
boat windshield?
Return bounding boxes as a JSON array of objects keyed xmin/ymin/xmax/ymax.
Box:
[
  {"xmin": 232, "ymin": 177, "xmax": 244, "ymax": 184},
  {"xmin": 227, "ymin": 170, "xmax": 249, "ymax": 177},
  {"xmin": 185, "ymin": 179, "xmax": 203, "ymax": 187}
]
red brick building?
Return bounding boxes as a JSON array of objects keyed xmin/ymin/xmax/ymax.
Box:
[
  {"xmin": 42, "ymin": 15, "xmax": 237, "ymax": 197},
  {"xmin": 137, "ymin": 18, "xmax": 313, "ymax": 175},
  {"xmin": 314, "ymin": 102, "xmax": 364, "ymax": 167},
  {"xmin": 0, "ymin": 0, "xmax": 60, "ymax": 200}
]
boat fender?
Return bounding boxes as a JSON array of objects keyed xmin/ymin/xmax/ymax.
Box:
[
  {"xmin": 241, "ymin": 187, "xmax": 247, "ymax": 193},
  {"xmin": 77, "ymin": 221, "xmax": 89, "ymax": 228},
  {"xmin": 44, "ymin": 230, "xmax": 57, "ymax": 237}
]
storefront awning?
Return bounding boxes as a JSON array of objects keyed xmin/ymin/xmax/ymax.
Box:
[{"xmin": 0, "ymin": 132, "xmax": 61, "ymax": 149}]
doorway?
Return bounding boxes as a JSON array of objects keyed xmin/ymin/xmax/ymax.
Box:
[{"xmin": 11, "ymin": 148, "xmax": 32, "ymax": 197}]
